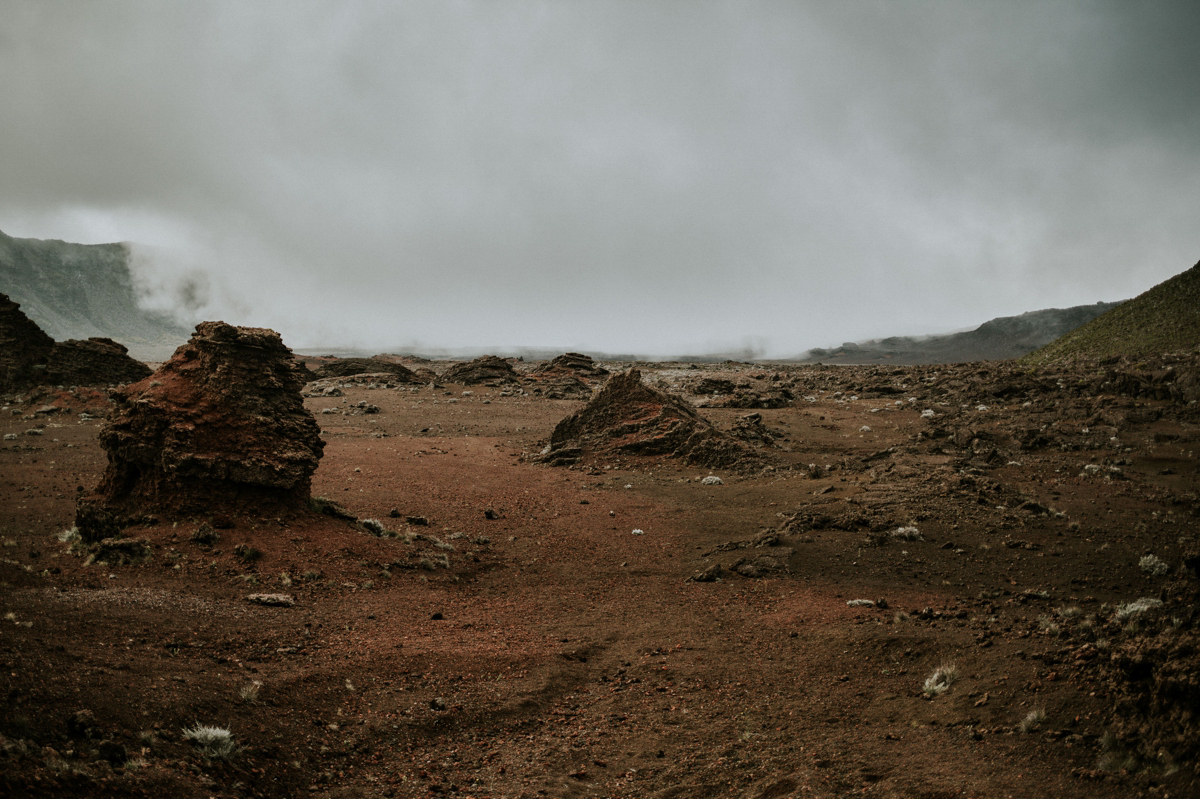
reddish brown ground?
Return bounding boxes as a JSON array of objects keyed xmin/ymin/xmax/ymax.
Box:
[{"xmin": 1, "ymin": 362, "xmax": 1197, "ymax": 798}]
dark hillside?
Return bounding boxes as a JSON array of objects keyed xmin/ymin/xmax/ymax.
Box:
[
  {"xmin": 794, "ymin": 302, "xmax": 1121, "ymax": 364},
  {"xmin": 1025, "ymin": 259, "xmax": 1200, "ymax": 364},
  {"xmin": 0, "ymin": 229, "xmax": 186, "ymax": 357}
]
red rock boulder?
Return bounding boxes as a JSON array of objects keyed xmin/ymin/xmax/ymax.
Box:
[{"xmin": 76, "ymin": 321, "xmax": 324, "ymax": 538}]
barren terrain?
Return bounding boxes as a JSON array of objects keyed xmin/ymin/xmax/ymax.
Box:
[{"xmin": 3, "ymin": 358, "xmax": 1199, "ymax": 798}]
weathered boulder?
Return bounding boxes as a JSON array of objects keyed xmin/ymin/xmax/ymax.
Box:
[
  {"xmin": 76, "ymin": 322, "xmax": 324, "ymax": 538},
  {"xmin": 441, "ymin": 355, "xmax": 521, "ymax": 385},
  {"xmin": 532, "ymin": 352, "xmax": 609, "ymax": 380},
  {"xmin": 527, "ymin": 352, "xmax": 608, "ymax": 398},
  {"xmin": 540, "ymin": 368, "xmax": 761, "ymax": 469},
  {"xmin": 1096, "ymin": 566, "xmax": 1200, "ymax": 769},
  {"xmin": 312, "ymin": 357, "xmax": 420, "ymax": 382},
  {"xmin": 46, "ymin": 337, "xmax": 152, "ymax": 386},
  {"xmin": 1, "ymin": 293, "xmax": 151, "ymax": 392},
  {"xmin": 0, "ymin": 292, "xmax": 55, "ymax": 392},
  {"xmin": 531, "ymin": 375, "xmax": 594, "ymax": 399}
]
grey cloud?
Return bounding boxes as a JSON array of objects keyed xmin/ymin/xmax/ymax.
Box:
[{"xmin": 1, "ymin": 1, "xmax": 1197, "ymax": 355}]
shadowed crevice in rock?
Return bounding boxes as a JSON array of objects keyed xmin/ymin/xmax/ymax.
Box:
[{"xmin": 76, "ymin": 321, "xmax": 325, "ymax": 538}]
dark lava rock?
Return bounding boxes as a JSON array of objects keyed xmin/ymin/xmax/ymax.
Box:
[
  {"xmin": 1096, "ymin": 575, "xmax": 1200, "ymax": 769},
  {"xmin": 312, "ymin": 358, "xmax": 420, "ymax": 382},
  {"xmin": 731, "ymin": 552, "xmax": 792, "ymax": 578},
  {"xmin": 540, "ymin": 368, "xmax": 762, "ymax": 470},
  {"xmin": 0, "ymin": 292, "xmax": 56, "ymax": 392},
  {"xmin": 66, "ymin": 709, "xmax": 100, "ymax": 739},
  {"xmin": 98, "ymin": 740, "xmax": 127, "ymax": 767},
  {"xmin": 45, "ymin": 337, "xmax": 151, "ymax": 386},
  {"xmin": 532, "ymin": 352, "xmax": 609, "ymax": 380},
  {"xmin": 76, "ymin": 322, "xmax": 324, "ymax": 537},
  {"xmin": 1, "ymin": 293, "xmax": 151, "ymax": 392},
  {"xmin": 528, "ymin": 353, "xmax": 609, "ymax": 398},
  {"xmin": 731, "ymin": 412, "xmax": 783, "ymax": 447},
  {"xmin": 531, "ymin": 375, "xmax": 594, "ymax": 399},
  {"xmin": 692, "ymin": 377, "xmax": 737, "ymax": 395},
  {"xmin": 440, "ymin": 355, "xmax": 521, "ymax": 385},
  {"xmin": 713, "ymin": 388, "xmax": 794, "ymax": 409}
]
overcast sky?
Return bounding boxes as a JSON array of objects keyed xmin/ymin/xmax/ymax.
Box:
[{"xmin": 2, "ymin": 1, "xmax": 1198, "ymax": 356}]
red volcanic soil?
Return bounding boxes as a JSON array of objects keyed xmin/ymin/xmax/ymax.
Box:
[{"xmin": 2, "ymin": 359, "xmax": 1199, "ymax": 798}]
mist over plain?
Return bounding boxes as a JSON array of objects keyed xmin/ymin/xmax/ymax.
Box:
[{"xmin": 2, "ymin": 2, "xmax": 1198, "ymax": 357}]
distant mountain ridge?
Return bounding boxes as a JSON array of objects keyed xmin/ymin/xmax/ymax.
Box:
[
  {"xmin": 793, "ymin": 302, "xmax": 1123, "ymax": 365},
  {"xmin": 0, "ymin": 229, "xmax": 187, "ymax": 358},
  {"xmin": 1024, "ymin": 259, "xmax": 1200, "ymax": 365}
]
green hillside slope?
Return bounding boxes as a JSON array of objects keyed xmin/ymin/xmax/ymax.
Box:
[
  {"xmin": 1024, "ymin": 259, "xmax": 1200, "ymax": 365},
  {"xmin": 0, "ymin": 229, "xmax": 187, "ymax": 356}
]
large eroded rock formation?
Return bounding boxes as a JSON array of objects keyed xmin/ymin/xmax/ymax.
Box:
[
  {"xmin": 527, "ymin": 352, "xmax": 610, "ymax": 398},
  {"xmin": 76, "ymin": 322, "xmax": 324, "ymax": 538}
]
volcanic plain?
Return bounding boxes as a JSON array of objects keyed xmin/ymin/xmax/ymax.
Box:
[{"xmin": 2, "ymin": 353, "xmax": 1199, "ymax": 799}]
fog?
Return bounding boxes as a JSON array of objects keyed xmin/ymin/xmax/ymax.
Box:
[{"xmin": 2, "ymin": 1, "xmax": 1198, "ymax": 357}]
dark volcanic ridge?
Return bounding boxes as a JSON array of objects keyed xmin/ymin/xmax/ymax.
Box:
[
  {"xmin": 312, "ymin": 357, "xmax": 421, "ymax": 382},
  {"xmin": 439, "ymin": 355, "xmax": 523, "ymax": 385},
  {"xmin": 796, "ymin": 301, "xmax": 1123, "ymax": 365}
]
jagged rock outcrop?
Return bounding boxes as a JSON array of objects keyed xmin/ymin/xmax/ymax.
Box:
[
  {"xmin": 440, "ymin": 355, "xmax": 521, "ymax": 385},
  {"xmin": 76, "ymin": 322, "xmax": 324, "ymax": 538},
  {"xmin": 528, "ymin": 352, "xmax": 608, "ymax": 398},
  {"xmin": 539, "ymin": 368, "xmax": 762, "ymax": 470},
  {"xmin": 0, "ymin": 292, "xmax": 55, "ymax": 392},
  {"xmin": 1, "ymin": 293, "xmax": 151, "ymax": 392},
  {"xmin": 312, "ymin": 357, "xmax": 420, "ymax": 382}
]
